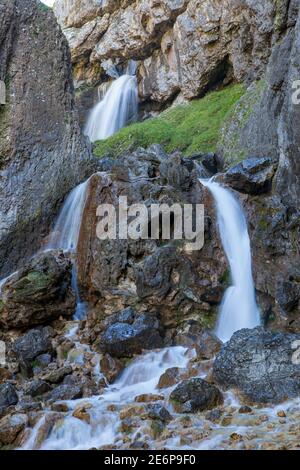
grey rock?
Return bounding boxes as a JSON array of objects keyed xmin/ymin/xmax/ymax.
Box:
[
  {"xmin": 25, "ymin": 380, "xmax": 51, "ymax": 398},
  {"xmin": 42, "ymin": 366, "xmax": 73, "ymax": 384},
  {"xmin": 170, "ymin": 377, "xmax": 223, "ymax": 413},
  {"xmin": 46, "ymin": 384, "xmax": 82, "ymax": 402},
  {"xmin": 0, "ymin": 382, "xmax": 18, "ymax": 408},
  {"xmin": 0, "ymin": 251, "xmax": 76, "ymax": 329},
  {"xmin": 99, "ymin": 311, "xmax": 163, "ymax": 358},
  {"xmin": 213, "ymin": 327, "xmax": 300, "ymax": 403},
  {"xmin": 224, "ymin": 157, "xmax": 276, "ymax": 194},
  {"xmin": 0, "ymin": 0, "xmax": 93, "ymax": 278},
  {"xmin": 146, "ymin": 404, "xmax": 173, "ymax": 423},
  {"xmin": 13, "ymin": 327, "xmax": 53, "ymax": 363}
]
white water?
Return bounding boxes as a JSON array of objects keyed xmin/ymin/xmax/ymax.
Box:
[
  {"xmin": 24, "ymin": 346, "xmax": 191, "ymax": 450},
  {"xmin": 201, "ymin": 180, "xmax": 260, "ymax": 342},
  {"xmin": 84, "ymin": 74, "xmax": 138, "ymax": 143},
  {"xmin": 46, "ymin": 180, "xmax": 89, "ymax": 252}
]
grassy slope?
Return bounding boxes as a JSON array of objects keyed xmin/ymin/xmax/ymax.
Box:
[{"xmin": 93, "ymin": 84, "xmax": 245, "ymax": 159}]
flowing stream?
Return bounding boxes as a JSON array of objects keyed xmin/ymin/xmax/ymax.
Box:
[
  {"xmin": 84, "ymin": 74, "xmax": 138, "ymax": 143},
  {"xmin": 201, "ymin": 180, "xmax": 261, "ymax": 342}
]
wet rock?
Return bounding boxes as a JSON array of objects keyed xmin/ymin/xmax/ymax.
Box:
[
  {"xmin": 0, "ymin": 251, "xmax": 76, "ymax": 329},
  {"xmin": 134, "ymin": 394, "xmax": 164, "ymax": 403},
  {"xmin": 170, "ymin": 378, "xmax": 223, "ymax": 413},
  {"xmin": 0, "ymin": 413, "xmax": 28, "ymax": 445},
  {"xmin": 223, "ymin": 157, "xmax": 276, "ymax": 195},
  {"xmin": 12, "ymin": 327, "xmax": 54, "ymax": 375},
  {"xmin": 146, "ymin": 404, "xmax": 173, "ymax": 423},
  {"xmin": 100, "ymin": 354, "xmax": 123, "ymax": 384},
  {"xmin": 213, "ymin": 327, "xmax": 300, "ymax": 403},
  {"xmin": 205, "ymin": 408, "xmax": 223, "ymax": 422},
  {"xmin": 0, "ymin": 383, "xmax": 18, "ymax": 408},
  {"xmin": 25, "ymin": 380, "xmax": 51, "ymax": 398},
  {"xmin": 195, "ymin": 331, "xmax": 222, "ymax": 360},
  {"xmin": 72, "ymin": 404, "xmax": 92, "ymax": 424},
  {"xmin": 46, "ymin": 384, "xmax": 82, "ymax": 402},
  {"xmin": 239, "ymin": 405, "xmax": 252, "ymax": 414},
  {"xmin": 0, "ymin": 0, "xmax": 92, "ymax": 278},
  {"xmin": 157, "ymin": 367, "xmax": 181, "ymax": 389},
  {"xmin": 42, "ymin": 366, "xmax": 73, "ymax": 384},
  {"xmin": 99, "ymin": 311, "xmax": 163, "ymax": 358}
]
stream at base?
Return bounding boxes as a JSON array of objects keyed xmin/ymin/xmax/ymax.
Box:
[{"xmin": 19, "ymin": 321, "xmax": 300, "ymax": 451}]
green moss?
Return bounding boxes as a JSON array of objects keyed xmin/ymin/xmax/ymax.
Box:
[
  {"xmin": 217, "ymin": 79, "xmax": 266, "ymax": 165},
  {"xmin": 93, "ymin": 84, "xmax": 245, "ymax": 159}
]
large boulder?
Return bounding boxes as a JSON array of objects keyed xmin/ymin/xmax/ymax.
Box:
[
  {"xmin": 0, "ymin": 251, "xmax": 75, "ymax": 329},
  {"xmin": 0, "ymin": 413, "xmax": 27, "ymax": 445},
  {"xmin": 0, "ymin": 0, "xmax": 93, "ymax": 278},
  {"xmin": 99, "ymin": 309, "xmax": 164, "ymax": 358},
  {"xmin": 12, "ymin": 327, "xmax": 53, "ymax": 363},
  {"xmin": 170, "ymin": 377, "xmax": 223, "ymax": 413},
  {"xmin": 0, "ymin": 382, "xmax": 18, "ymax": 408},
  {"xmin": 223, "ymin": 157, "xmax": 277, "ymax": 195},
  {"xmin": 77, "ymin": 146, "xmax": 228, "ymax": 330},
  {"xmin": 213, "ymin": 327, "xmax": 300, "ymax": 404}
]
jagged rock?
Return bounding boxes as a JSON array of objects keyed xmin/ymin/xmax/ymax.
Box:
[
  {"xmin": 12, "ymin": 327, "xmax": 53, "ymax": 363},
  {"xmin": 46, "ymin": 384, "xmax": 82, "ymax": 402},
  {"xmin": 0, "ymin": 382, "xmax": 18, "ymax": 408},
  {"xmin": 0, "ymin": 413, "xmax": 27, "ymax": 445},
  {"xmin": 42, "ymin": 366, "xmax": 73, "ymax": 385},
  {"xmin": 157, "ymin": 367, "xmax": 181, "ymax": 389},
  {"xmin": 0, "ymin": 0, "xmax": 92, "ymax": 277},
  {"xmin": 100, "ymin": 354, "xmax": 123, "ymax": 384},
  {"xmin": 55, "ymin": 0, "xmax": 279, "ymax": 111},
  {"xmin": 24, "ymin": 380, "xmax": 51, "ymax": 398},
  {"xmin": 195, "ymin": 331, "xmax": 222, "ymax": 360},
  {"xmin": 213, "ymin": 327, "xmax": 300, "ymax": 404},
  {"xmin": 78, "ymin": 147, "xmax": 227, "ymax": 329},
  {"xmin": 99, "ymin": 311, "xmax": 163, "ymax": 358},
  {"xmin": 223, "ymin": 157, "xmax": 276, "ymax": 194},
  {"xmin": 0, "ymin": 251, "xmax": 76, "ymax": 329},
  {"xmin": 170, "ymin": 377, "xmax": 223, "ymax": 413},
  {"xmin": 146, "ymin": 404, "xmax": 173, "ymax": 423}
]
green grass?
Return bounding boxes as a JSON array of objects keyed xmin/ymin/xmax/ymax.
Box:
[{"xmin": 93, "ymin": 84, "xmax": 245, "ymax": 159}]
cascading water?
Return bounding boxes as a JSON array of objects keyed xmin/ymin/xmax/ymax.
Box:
[
  {"xmin": 201, "ymin": 180, "xmax": 260, "ymax": 342},
  {"xmin": 84, "ymin": 74, "xmax": 138, "ymax": 143},
  {"xmin": 22, "ymin": 346, "xmax": 192, "ymax": 450}
]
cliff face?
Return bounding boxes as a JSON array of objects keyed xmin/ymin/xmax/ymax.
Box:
[
  {"xmin": 54, "ymin": 0, "xmax": 282, "ymax": 106},
  {"xmin": 0, "ymin": 0, "xmax": 93, "ymax": 277}
]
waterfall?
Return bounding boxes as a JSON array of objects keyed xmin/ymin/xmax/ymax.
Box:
[
  {"xmin": 201, "ymin": 180, "xmax": 260, "ymax": 342},
  {"xmin": 23, "ymin": 347, "xmax": 192, "ymax": 450},
  {"xmin": 84, "ymin": 74, "xmax": 138, "ymax": 143},
  {"xmin": 46, "ymin": 180, "xmax": 89, "ymax": 252}
]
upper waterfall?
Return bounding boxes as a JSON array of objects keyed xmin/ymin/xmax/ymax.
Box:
[
  {"xmin": 201, "ymin": 180, "xmax": 261, "ymax": 342},
  {"xmin": 84, "ymin": 74, "xmax": 138, "ymax": 143}
]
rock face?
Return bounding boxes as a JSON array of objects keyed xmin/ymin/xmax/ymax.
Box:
[
  {"xmin": 213, "ymin": 327, "xmax": 300, "ymax": 404},
  {"xmin": 77, "ymin": 146, "xmax": 228, "ymax": 331},
  {"xmin": 54, "ymin": 0, "xmax": 281, "ymax": 109},
  {"xmin": 170, "ymin": 377, "xmax": 223, "ymax": 413},
  {"xmin": 0, "ymin": 0, "xmax": 92, "ymax": 277},
  {"xmin": 223, "ymin": 157, "xmax": 277, "ymax": 195},
  {"xmin": 0, "ymin": 251, "xmax": 75, "ymax": 329}
]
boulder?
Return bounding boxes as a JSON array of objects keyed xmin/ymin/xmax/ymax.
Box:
[
  {"xmin": 13, "ymin": 327, "xmax": 53, "ymax": 363},
  {"xmin": 223, "ymin": 157, "xmax": 276, "ymax": 195},
  {"xmin": 195, "ymin": 331, "xmax": 222, "ymax": 360},
  {"xmin": 146, "ymin": 404, "xmax": 173, "ymax": 423},
  {"xmin": 100, "ymin": 354, "xmax": 123, "ymax": 384},
  {"xmin": 0, "ymin": 251, "xmax": 76, "ymax": 329},
  {"xmin": 157, "ymin": 367, "xmax": 181, "ymax": 389},
  {"xmin": 170, "ymin": 377, "xmax": 223, "ymax": 413},
  {"xmin": 46, "ymin": 384, "xmax": 82, "ymax": 402},
  {"xmin": 0, "ymin": 382, "xmax": 18, "ymax": 408},
  {"xmin": 42, "ymin": 366, "xmax": 73, "ymax": 385},
  {"xmin": 24, "ymin": 380, "xmax": 51, "ymax": 398},
  {"xmin": 0, "ymin": 413, "xmax": 27, "ymax": 445},
  {"xmin": 99, "ymin": 311, "xmax": 163, "ymax": 358},
  {"xmin": 213, "ymin": 327, "xmax": 300, "ymax": 403}
]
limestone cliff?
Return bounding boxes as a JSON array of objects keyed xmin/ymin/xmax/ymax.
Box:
[
  {"xmin": 0, "ymin": 0, "xmax": 93, "ymax": 277},
  {"xmin": 54, "ymin": 0, "xmax": 283, "ymax": 108}
]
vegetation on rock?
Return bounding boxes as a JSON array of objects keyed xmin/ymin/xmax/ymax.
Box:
[{"xmin": 93, "ymin": 84, "xmax": 245, "ymax": 160}]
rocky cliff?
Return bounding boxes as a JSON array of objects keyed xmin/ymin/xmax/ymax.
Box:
[
  {"xmin": 0, "ymin": 0, "xmax": 93, "ymax": 277},
  {"xmin": 54, "ymin": 0, "xmax": 285, "ymax": 109}
]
